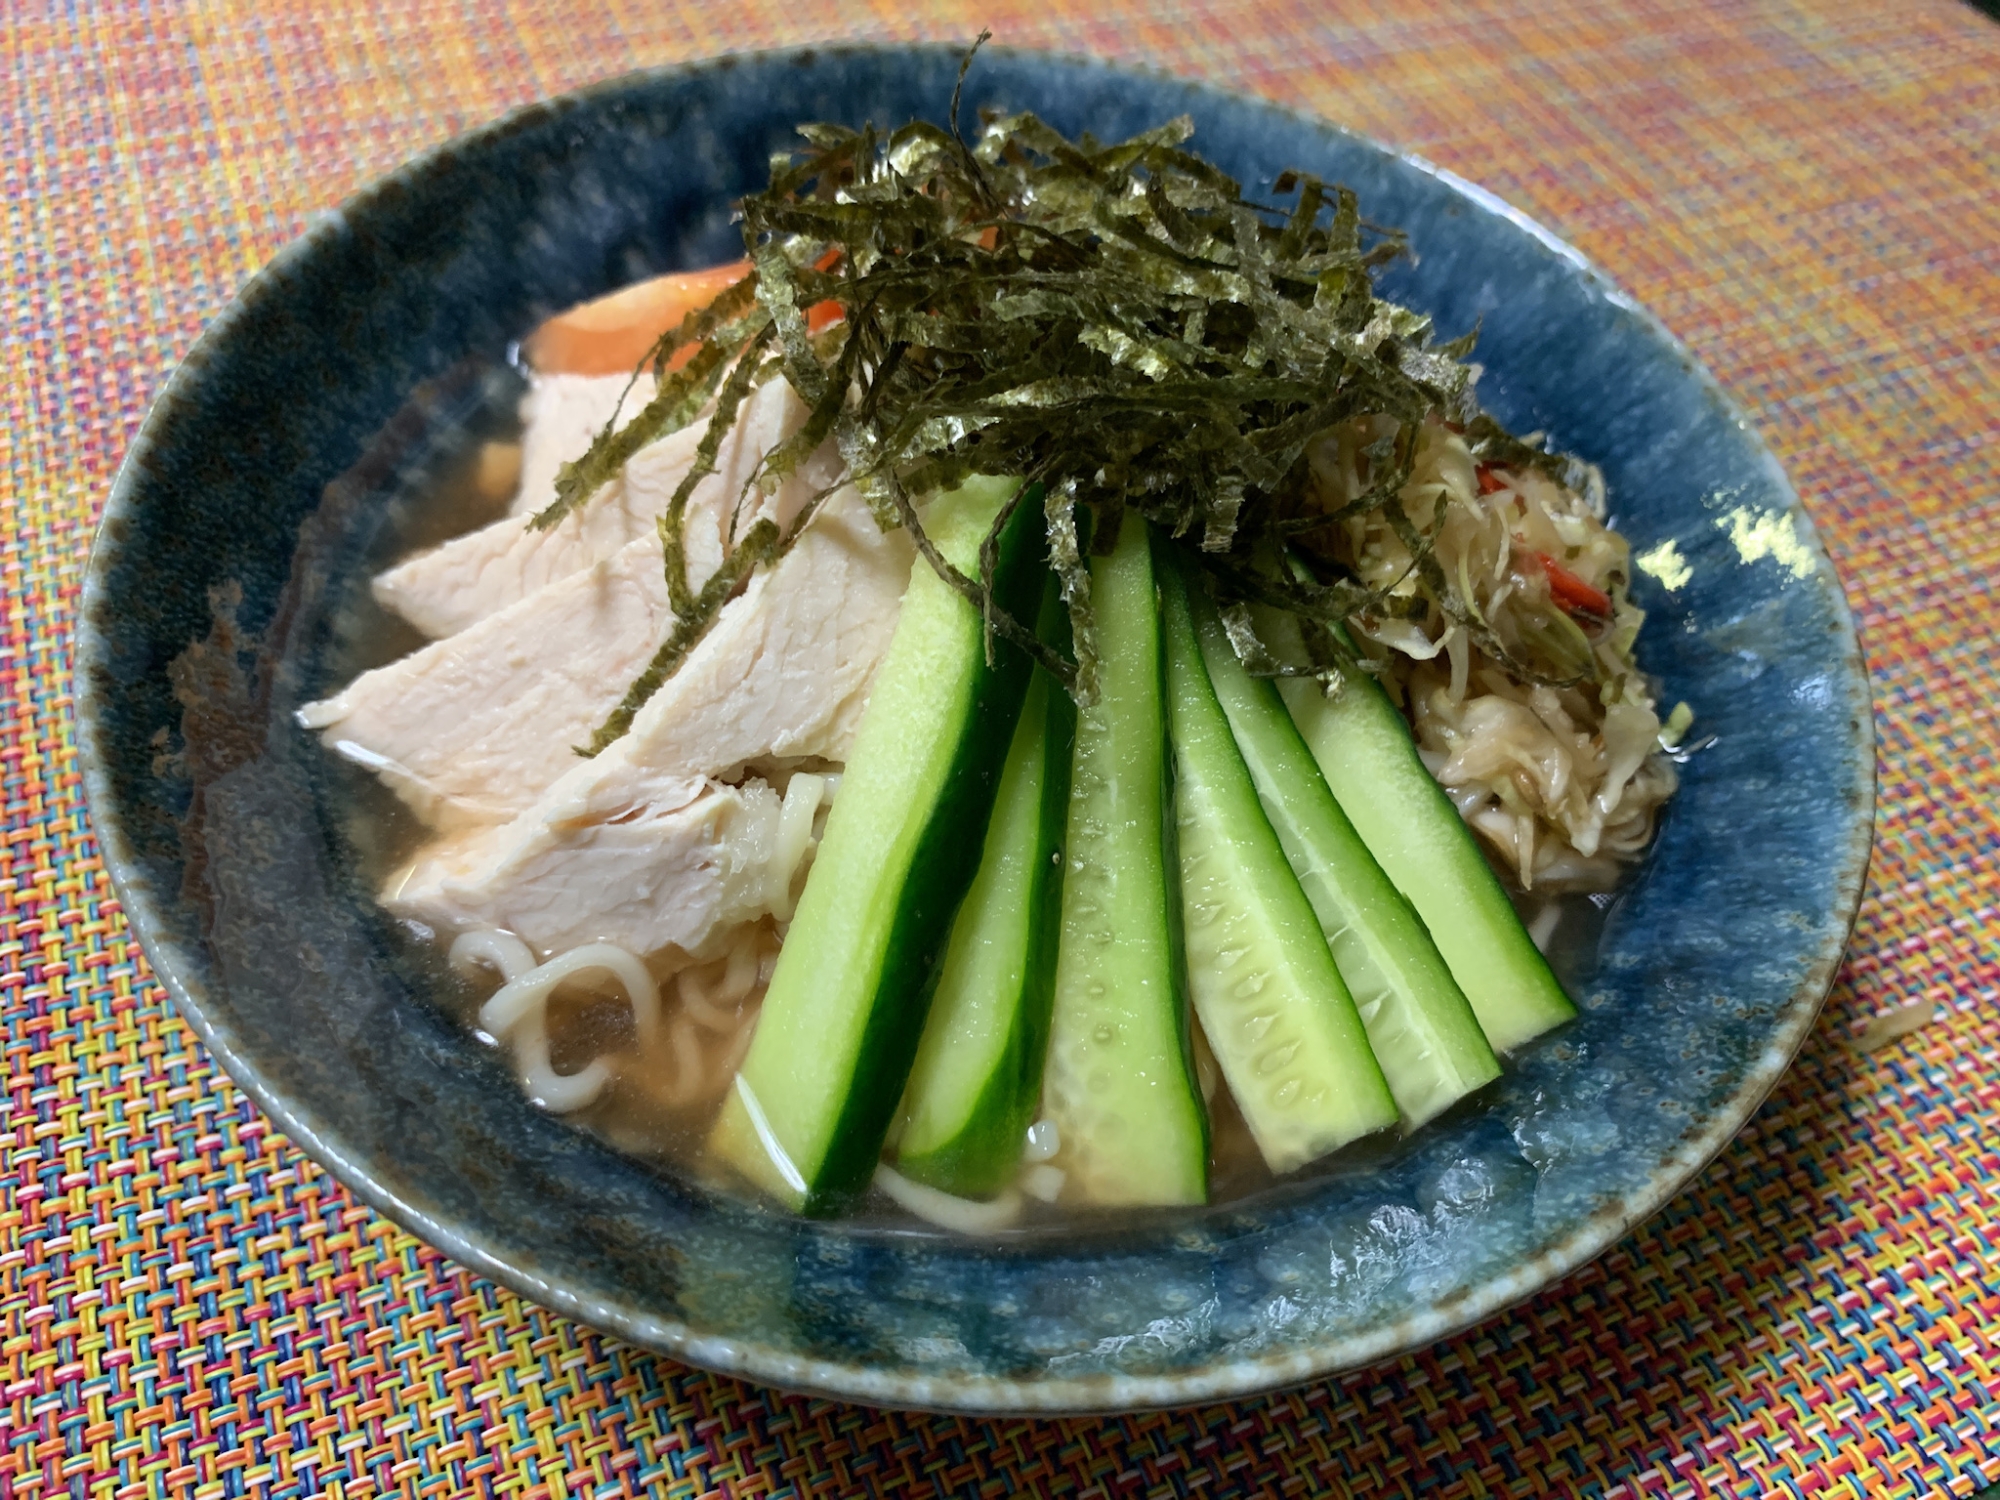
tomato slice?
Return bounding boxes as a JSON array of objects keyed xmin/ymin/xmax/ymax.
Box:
[{"xmin": 525, "ymin": 252, "xmax": 845, "ymax": 373}]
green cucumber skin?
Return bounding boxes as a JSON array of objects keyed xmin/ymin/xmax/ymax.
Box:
[
  {"xmin": 1277, "ymin": 668, "xmax": 1575, "ymax": 1055},
  {"xmin": 1042, "ymin": 512, "xmax": 1207, "ymax": 1207},
  {"xmin": 1184, "ymin": 588, "xmax": 1499, "ymax": 1127},
  {"xmin": 716, "ymin": 478, "xmax": 1048, "ymax": 1214},
  {"xmin": 807, "ymin": 488, "xmax": 1049, "ymax": 1209},
  {"xmin": 894, "ymin": 637, "xmax": 1075, "ymax": 1197},
  {"xmin": 1158, "ymin": 548, "xmax": 1396, "ymax": 1171}
]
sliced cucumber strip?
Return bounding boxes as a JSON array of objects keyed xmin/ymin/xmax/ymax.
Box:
[
  {"xmin": 1159, "ymin": 548, "xmax": 1396, "ymax": 1173},
  {"xmin": 1277, "ymin": 659, "xmax": 1575, "ymax": 1055},
  {"xmin": 1041, "ymin": 510, "xmax": 1207, "ymax": 1206},
  {"xmin": 1184, "ymin": 583, "xmax": 1498, "ymax": 1128},
  {"xmin": 709, "ymin": 476, "xmax": 1045, "ymax": 1213},
  {"xmin": 895, "ymin": 584, "xmax": 1075, "ymax": 1198}
]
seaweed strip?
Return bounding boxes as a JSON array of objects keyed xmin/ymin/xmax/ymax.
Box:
[
  {"xmin": 657, "ymin": 325, "xmax": 776, "ymax": 617},
  {"xmin": 538, "ymin": 40, "xmax": 1602, "ymax": 746}
]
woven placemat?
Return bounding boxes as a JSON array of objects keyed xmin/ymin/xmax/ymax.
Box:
[{"xmin": 6, "ymin": 1, "xmax": 1998, "ymax": 1494}]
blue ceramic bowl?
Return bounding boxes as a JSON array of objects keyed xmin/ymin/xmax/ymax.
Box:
[{"xmin": 75, "ymin": 45, "xmax": 1872, "ymax": 1412}]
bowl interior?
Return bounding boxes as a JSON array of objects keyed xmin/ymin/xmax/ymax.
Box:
[{"xmin": 77, "ymin": 45, "xmax": 1872, "ymax": 1413}]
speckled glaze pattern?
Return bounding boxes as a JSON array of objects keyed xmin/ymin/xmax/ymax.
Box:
[{"xmin": 74, "ymin": 46, "xmax": 1873, "ymax": 1414}]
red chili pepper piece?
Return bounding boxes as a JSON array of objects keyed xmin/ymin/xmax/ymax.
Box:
[
  {"xmin": 1535, "ymin": 552, "xmax": 1613, "ymax": 619},
  {"xmin": 1476, "ymin": 465, "xmax": 1509, "ymax": 495}
]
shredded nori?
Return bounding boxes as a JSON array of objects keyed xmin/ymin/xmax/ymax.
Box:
[{"xmin": 549, "ymin": 36, "xmax": 1592, "ymax": 753}]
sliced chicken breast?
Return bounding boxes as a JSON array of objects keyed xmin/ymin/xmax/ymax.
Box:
[
  {"xmin": 376, "ymin": 375, "xmax": 813, "ymax": 640},
  {"xmin": 510, "ymin": 371, "xmax": 654, "ymax": 520},
  {"xmin": 386, "ymin": 778, "xmax": 785, "ymax": 959},
  {"xmin": 378, "ymin": 490, "xmax": 913, "ymax": 955},
  {"xmin": 301, "ymin": 535, "xmax": 675, "ymax": 829},
  {"xmin": 576, "ymin": 490, "xmax": 908, "ymax": 788},
  {"xmin": 301, "ymin": 482, "xmax": 913, "ymax": 833}
]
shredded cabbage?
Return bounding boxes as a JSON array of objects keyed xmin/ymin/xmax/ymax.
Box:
[{"xmin": 1309, "ymin": 416, "xmax": 1679, "ymax": 891}]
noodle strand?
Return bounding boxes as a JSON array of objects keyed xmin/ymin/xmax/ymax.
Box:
[
  {"xmin": 873, "ymin": 1164, "xmax": 1023, "ymax": 1233},
  {"xmin": 457, "ymin": 933, "xmax": 661, "ymax": 1115}
]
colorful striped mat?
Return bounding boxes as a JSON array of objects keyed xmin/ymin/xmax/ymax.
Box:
[{"xmin": 5, "ymin": 0, "xmax": 1999, "ymax": 1494}]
